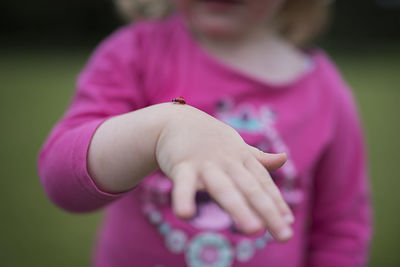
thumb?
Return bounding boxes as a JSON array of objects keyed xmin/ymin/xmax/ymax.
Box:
[{"xmin": 248, "ymin": 145, "xmax": 287, "ymax": 171}]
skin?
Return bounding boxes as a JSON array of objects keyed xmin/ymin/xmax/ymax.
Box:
[
  {"xmin": 173, "ymin": 0, "xmax": 284, "ymax": 40},
  {"xmin": 87, "ymin": 0, "xmax": 306, "ymax": 242},
  {"xmin": 175, "ymin": 0, "xmax": 308, "ymax": 85}
]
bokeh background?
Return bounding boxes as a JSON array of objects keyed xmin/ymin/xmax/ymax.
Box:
[{"xmin": 1, "ymin": 0, "xmax": 399, "ymax": 266}]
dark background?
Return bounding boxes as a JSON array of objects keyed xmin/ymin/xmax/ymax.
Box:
[
  {"xmin": 1, "ymin": 0, "xmax": 400, "ymax": 46},
  {"xmin": 0, "ymin": 0, "xmax": 399, "ymax": 266}
]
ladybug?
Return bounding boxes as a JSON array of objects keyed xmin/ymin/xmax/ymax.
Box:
[{"xmin": 172, "ymin": 97, "xmax": 186, "ymax": 104}]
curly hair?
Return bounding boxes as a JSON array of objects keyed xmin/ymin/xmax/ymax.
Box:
[{"xmin": 115, "ymin": 0, "xmax": 332, "ymax": 46}]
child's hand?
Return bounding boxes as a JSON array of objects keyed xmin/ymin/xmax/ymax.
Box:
[{"xmin": 156, "ymin": 104, "xmax": 294, "ymax": 242}]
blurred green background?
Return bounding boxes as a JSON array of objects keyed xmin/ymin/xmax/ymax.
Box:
[{"xmin": 1, "ymin": 0, "xmax": 399, "ymax": 266}]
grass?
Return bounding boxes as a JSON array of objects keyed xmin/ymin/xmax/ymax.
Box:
[
  {"xmin": 333, "ymin": 49, "xmax": 400, "ymax": 266},
  {"xmin": 0, "ymin": 46, "xmax": 399, "ymax": 266}
]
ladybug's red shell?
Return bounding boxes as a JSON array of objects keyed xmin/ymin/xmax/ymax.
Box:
[{"xmin": 172, "ymin": 97, "xmax": 186, "ymax": 104}]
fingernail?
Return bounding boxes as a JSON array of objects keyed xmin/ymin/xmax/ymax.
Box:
[
  {"xmin": 284, "ymin": 214, "xmax": 295, "ymax": 224},
  {"xmin": 278, "ymin": 227, "xmax": 293, "ymax": 240}
]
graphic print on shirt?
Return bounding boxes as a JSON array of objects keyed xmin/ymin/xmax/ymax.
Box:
[
  {"xmin": 139, "ymin": 98, "xmax": 302, "ymax": 267},
  {"xmin": 214, "ymin": 98, "xmax": 303, "ymax": 207}
]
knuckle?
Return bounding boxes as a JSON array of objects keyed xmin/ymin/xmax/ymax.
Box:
[
  {"xmin": 266, "ymin": 186, "xmax": 281, "ymax": 200},
  {"xmin": 170, "ymin": 161, "xmax": 190, "ymax": 178},
  {"xmin": 261, "ymin": 177, "xmax": 278, "ymax": 192},
  {"xmin": 259, "ymin": 209, "xmax": 282, "ymax": 227},
  {"xmin": 224, "ymin": 195, "xmax": 243, "ymax": 209},
  {"xmin": 211, "ymin": 182, "xmax": 234, "ymax": 197},
  {"xmin": 258, "ymin": 201, "xmax": 275, "ymax": 216},
  {"xmin": 244, "ymin": 184, "xmax": 264, "ymax": 198},
  {"xmin": 200, "ymin": 160, "xmax": 218, "ymax": 171},
  {"xmin": 173, "ymin": 185, "xmax": 187, "ymax": 198},
  {"xmin": 223, "ymin": 159, "xmax": 238, "ymax": 171},
  {"xmin": 172, "ymin": 189, "xmax": 187, "ymax": 205},
  {"xmin": 252, "ymin": 196, "xmax": 280, "ymax": 220},
  {"xmin": 262, "ymin": 175, "xmax": 274, "ymax": 185},
  {"xmin": 271, "ymin": 187, "xmax": 286, "ymax": 203},
  {"xmin": 257, "ymin": 176, "xmax": 271, "ymax": 189},
  {"xmin": 267, "ymin": 215, "xmax": 284, "ymax": 229},
  {"xmin": 256, "ymin": 148, "xmax": 264, "ymax": 159},
  {"xmin": 225, "ymin": 158, "xmax": 239, "ymax": 170},
  {"xmin": 242, "ymin": 153, "xmax": 255, "ymax": 168}
]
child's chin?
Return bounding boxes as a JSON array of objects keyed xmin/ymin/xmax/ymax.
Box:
[{"xmin": 194, "ymin": 18, "xmax": 243, "ymax": 39}]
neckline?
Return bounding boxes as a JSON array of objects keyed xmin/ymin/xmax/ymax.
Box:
[{"xmin": 173, "ymin": 14, "xmax": 322, "ymax": 91}]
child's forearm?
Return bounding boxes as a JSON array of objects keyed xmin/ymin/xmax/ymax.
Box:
[{"xmin": 87, "ymin": 103, "xmax": 178, "ymax": 193}]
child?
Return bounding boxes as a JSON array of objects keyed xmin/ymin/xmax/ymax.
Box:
[{"xmin": 38, "ymin": 0, "xmax": 372, "ymax": 266}]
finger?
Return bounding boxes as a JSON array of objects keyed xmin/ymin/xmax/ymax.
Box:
[
  {"xmin": 248, "ymin": 145, "xmax": 287, "ymax": 171},
  {"xmin": 200, "ymin": 164, "xmax": 263, "ymax": 234},
  {"xmin": 227, "ymin": 165, "xmax": 293, "ymax": 242},
  {"xmin": 243, "ymin": 157, "xmax": 294, "ymax": 224},
  {"xmin": 171, "ymin": 163, "xmax": 197, "ymax": 219}
]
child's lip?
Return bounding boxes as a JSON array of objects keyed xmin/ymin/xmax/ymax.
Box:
[
  {"xmin": 199, "ymin": 0, "xmax": 244, "ymax": 4},
  {"xmin": 198, "ymin": 0, "xmax": 244, "ymax": 11}
]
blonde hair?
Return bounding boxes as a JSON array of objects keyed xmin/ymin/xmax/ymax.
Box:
[{"xmin": 115, "ymin": 0, "xmax": 332, "ymax": 46}]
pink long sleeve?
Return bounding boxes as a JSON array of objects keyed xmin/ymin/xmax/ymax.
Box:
[
  {"xmin": 37, "ymin": 15, "xmax": 372, "ymax": 266},
  {"xmin": 38, "ymin": 25, "xmax": 148, "ymax": 212},
  {"xmin": 306, "ymin": 67, "xmax": 372, "ymax": 266}
]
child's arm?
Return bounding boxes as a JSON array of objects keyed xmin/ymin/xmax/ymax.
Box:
[
  {"xmin": 88, "ymin": 103, "xmax": 293, "ymax": 241},
  {"xmin": 307, "ymin": 87, "xmax": 372, "ymax": 266},
  {"xmin": 38, "ymin": 25, "xmax": 294, "ymax": 242},
  {"xmin": 37, "ymin": 26, "xmax": 144, "ymax": 213}
]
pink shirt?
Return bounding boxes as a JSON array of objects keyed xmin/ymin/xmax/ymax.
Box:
[{"xmin": 38, "ymin": 15, "xmax": 372, "ymax": 267}]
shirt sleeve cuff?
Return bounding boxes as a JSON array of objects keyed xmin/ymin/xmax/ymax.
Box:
[{"xmin": 72, "ymin": 118, "xmax": 130, "ymax": 202}]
